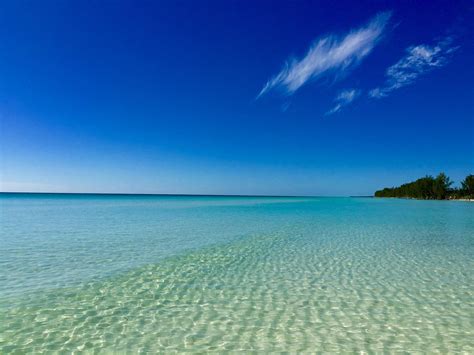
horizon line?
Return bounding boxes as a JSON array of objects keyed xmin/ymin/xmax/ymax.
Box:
[{"xmin": 0, "ymin": 191, "xmax": 373, "ymax": 198}]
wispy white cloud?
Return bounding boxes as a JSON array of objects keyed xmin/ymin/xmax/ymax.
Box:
[
  {"xmin": 257, "ymin": 12, "xmax": 391, "ymax": 98},
  {"xmin": 326, "ymin": 89, "xmax": 361, "ymax": 115},
  {"xmin": 369, "ymin": 37, "xmax": 458, "ymax": 98}
]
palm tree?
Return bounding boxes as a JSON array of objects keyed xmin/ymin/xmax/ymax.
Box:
[
  {"xmin": 461, "ymin": 174, "xmax": 474, "ymax": 198},
  {"xmin": 433, "ymin": 172, "xmax": 453, "ymax": 200}
]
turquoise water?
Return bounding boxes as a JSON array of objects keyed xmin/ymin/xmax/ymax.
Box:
[{"xmin": 1, "ymin": 194, "xmax": 473, "ymax": 352}]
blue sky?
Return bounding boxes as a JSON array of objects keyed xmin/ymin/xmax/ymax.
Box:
[{"xmin": 0, "ymin": 0, "xmax": 473, "ymax": 195}]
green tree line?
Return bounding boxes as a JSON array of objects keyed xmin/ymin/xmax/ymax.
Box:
[{"xmin": 374, "ymin": 173, "xmax": 474, "ymax": 200}]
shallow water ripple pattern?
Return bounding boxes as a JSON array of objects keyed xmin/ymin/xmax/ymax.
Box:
[{"xmin": 1, "ymin": 195, "xmax": 473, "ymax": 352}]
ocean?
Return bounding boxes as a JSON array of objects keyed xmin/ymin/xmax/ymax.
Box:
[{"xmin": 1, "ymin": 193, "xmax": 473, "ymax": 352}]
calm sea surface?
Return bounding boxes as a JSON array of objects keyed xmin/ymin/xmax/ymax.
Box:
[{"xmin": 1, "ymin": 193, "xmax": 473, "ymax": 352}]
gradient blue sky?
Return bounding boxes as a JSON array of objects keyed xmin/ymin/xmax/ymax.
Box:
[{"xmin": 1, "ymin": 0, "xmax": 473, "ymax": 195}]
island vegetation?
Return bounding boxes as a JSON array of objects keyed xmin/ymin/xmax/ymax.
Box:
[{"xmin": 375, "ymin": 173, "xmax": 474, "ymax": 200}]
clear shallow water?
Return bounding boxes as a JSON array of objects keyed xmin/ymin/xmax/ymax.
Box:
[{"xmin": 1, "ymin": 194, "xmax": 473, "ymax": 352}]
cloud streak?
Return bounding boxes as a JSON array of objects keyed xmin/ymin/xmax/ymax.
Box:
[
  {"xmin": 258, "ymin": 12, "xmax": 391, "ymax": 98},
  {"xmin": 369, "ymin": 37, "xmax": 457, "ymax": 98},
  {"xmin": 326, "ymin": 89, "xmax": 361, "ymax": 115}
]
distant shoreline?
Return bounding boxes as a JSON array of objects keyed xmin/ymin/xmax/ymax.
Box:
[
  {"xmin": 374, "ymin": 196, "xmax": 474, "ymax": 202},
  {"xmin": 374, "ymin": 173, "xmax": 473, "ymax": 201}
]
